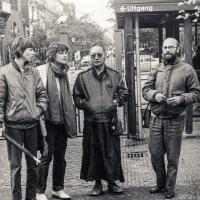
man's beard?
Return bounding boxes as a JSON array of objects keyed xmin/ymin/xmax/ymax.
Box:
[{"xmin": 163, "ymin": 53, "xmax": 177, "ymax": 65}]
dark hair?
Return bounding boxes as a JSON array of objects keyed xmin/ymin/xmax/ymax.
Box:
[
  {"xmin": 10, "ymin": 36, "xmax": 35, "ymax": 58},
  {"xmin": 46, "ymin": 42, "xmax": 69, "ymax": 62},
  {"xmin": 195, "ymin": 43, "xmax": 200, "ymax": 56}
]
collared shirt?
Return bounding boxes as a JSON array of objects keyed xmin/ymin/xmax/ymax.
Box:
[{"xmin": 92, "ymin": 66, "xmax": 108, "ymax": 81}]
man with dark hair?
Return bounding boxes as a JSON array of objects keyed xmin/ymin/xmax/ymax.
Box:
[
  {"xmin": 73, "ymin": 44, "xmax": 128, "ymax": 196},
  {"xmin": 0, "ymin": 36, "xmax": 47, "ymax": 200},
  {"xmin": 36, "ymin": 42, "xmax": 77, "ymax": 200},
  {"xmin": 142, "ymin": 38, "xmax": 200, "ymax": 199}
]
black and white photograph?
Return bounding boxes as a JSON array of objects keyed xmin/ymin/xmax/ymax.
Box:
[{"xmin": 0, "ymin": 0, "xmax": 200, "ymax": 200}]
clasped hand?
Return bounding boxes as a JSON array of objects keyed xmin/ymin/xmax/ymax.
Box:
[{"xmin": 155, "ymin": 93, "xmax": 181, "ymax": 106}]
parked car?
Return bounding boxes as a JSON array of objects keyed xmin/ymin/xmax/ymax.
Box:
[
  {"xmin": 139, "ymin": 55, "xmax": 159, "ymax": 72},
  {"xmin": 80, "ymin": 55, "xmax": 91, "ymax": 67}
]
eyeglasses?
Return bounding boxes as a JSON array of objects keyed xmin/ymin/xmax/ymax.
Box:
[
  {"xmin": 162, "ymin": 46, "xmax": 177, "ymax": 51},
  {"xmin": 58, "ymin": 50, "xmax": 68, "ymax": 54},
  {"xmin": 90, "ymin": 53, "xmax": 103, "ymax": 59}
]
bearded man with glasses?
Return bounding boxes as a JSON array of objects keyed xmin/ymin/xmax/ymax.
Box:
[
  {"xmin": 142, "ymin": 38, "xmax": 200, "ymax": 199},
  {"xmin": 73, "ymin": 44, "xmax": 128, "ymax": 196}
]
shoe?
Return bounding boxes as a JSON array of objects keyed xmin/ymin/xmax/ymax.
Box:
[
  {"xmin": 36, "ymin": 193, "xmax": 48, "ymax": 200},
  {"xmin": 164, "ymin": 190, "xmax": 175, "ymax": 199},
  {"xmin": 90, "ymin": 183, "xmax": 103, "ymax": 196},
  {"xmin": 149, "ymin": 186, "xmax": 165, "ymax": 193},
  {"xmin": 108, "ymin": 182, "xmax": 123, "ymax": 194},
  {"xmin": 52, "ymin": 190, "xmax": 71, "ymax": 200}
]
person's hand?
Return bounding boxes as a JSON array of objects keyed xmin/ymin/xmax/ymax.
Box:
[
  {"xmin": 0, "ymin": 123, "xmax": 5, "ymax": 137},
  {"xmin": 36, "ymin": 107, "xmax": 42, "ymax": 119},
  {"xmin": 113, "ymin": 100, "xmax": 118, "ymax": 107},
  {"xmin": 155, "ymin": 93, "xmax": 167, "ymax": 103},
  {"xmin": 167, "ymin": 96, "xmax": 182, "ymax": 106},
  {"xmin": 41, "ymin": 137, "xmax": 48, "ymax": 157}
]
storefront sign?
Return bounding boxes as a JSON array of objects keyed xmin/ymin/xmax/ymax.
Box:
[
  {"xmin": 116, "ymin": 3, "xmax": 196, "ymax": 13},
  {"xmin": 120, "ymin": 5, "xmax": 153, "ymax": 12}
]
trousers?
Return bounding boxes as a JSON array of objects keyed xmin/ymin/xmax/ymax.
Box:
[
  {"xmin": 6, "ymin": 126, "xmax": 38, "ymax": 200},
  {"xmin": 149, "ymin": 116, "xmax": 185, "ymax": 191},
  {"xmin": 37, "ymin": 122, "xmax": 68, "ymax": 193}
]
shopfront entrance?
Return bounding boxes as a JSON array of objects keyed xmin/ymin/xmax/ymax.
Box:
[{"xmin": 114, "ymin": 0, "xmax": 200, "ymax": 138}]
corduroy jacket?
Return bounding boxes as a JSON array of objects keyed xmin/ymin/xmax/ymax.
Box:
[{"xmin": 142, "ymin": 59, "xmax": 200, "ymax": 117}]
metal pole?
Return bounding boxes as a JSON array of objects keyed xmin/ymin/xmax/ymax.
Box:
[
  {"xmin": 184, "ymin": 16, "xmax": 193, "ymax": 134},
  {"xmin": 135, "ymin": 14, "xmax": 143, "ymax": 139},
  {"xmin": 0, "ymin": 34, "xmax": 3, "ymax": 66},
  {"xmin": 124, "ymin": 14, "xmax": 137, "ymax": 139},
  {"xmin": 158, "ymin": 27, "xmax": 163, "ymax": 63},
  {"xmin": 195, "ymin": 23, "xmax": 198, "ymax": 47}
]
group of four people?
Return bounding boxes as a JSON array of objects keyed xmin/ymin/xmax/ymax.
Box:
[{"xmin": 0, "ymin": 36, "xmax": 199, "ymax": 200}]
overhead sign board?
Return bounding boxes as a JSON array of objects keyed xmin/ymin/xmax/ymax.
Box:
[
  {"xmin": 116, "ymin": 3, "xmax": 196, "ymax": 13},
  {"xmin": 1, "ymin": 1, "xmax": 11, "ymax": 13},
  {"xmin": 120, "ymin": 5, "xmax": 153, "ymax": 12}
]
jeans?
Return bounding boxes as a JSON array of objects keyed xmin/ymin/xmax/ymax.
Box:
[
  {"xmin": 37, "ymin": 122, "xmax": 68, "ymax": 193},
  {"xmin": 149, "ymin": 116, "xmax": 185, "ymax": 191},
  {"xmin": 6, "ymin": 126, "xmax": 38, "ymax": 200}
]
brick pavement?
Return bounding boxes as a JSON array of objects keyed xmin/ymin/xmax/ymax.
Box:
[{"xmin": 0, "ymin": 122, "xmax": 200, "ymax": 200}]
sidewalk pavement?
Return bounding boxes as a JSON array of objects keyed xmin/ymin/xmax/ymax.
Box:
[{"xmin": 0, "ymin": 121, "xmax": 200, "ymax": 200}]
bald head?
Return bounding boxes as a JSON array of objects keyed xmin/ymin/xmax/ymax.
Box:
[
  {"xmin": 163, "ymin": 38, "xmax": 179, "ymax": 49},
  {"xmin": 162, "ymin": 38, "xmax": 179, "ymax": 64}
]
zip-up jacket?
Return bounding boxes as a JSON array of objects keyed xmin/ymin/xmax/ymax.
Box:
[
  {"xmin": 0, "ymin": 61, "xmax": 47, "ymax": 128},
  {"xmin": 73, "ymin": 66, "xmax": 128, "ymax": 122},
  {"xmin": 142, "ymin": 59, "xmax": 200, "ymax": 117}
]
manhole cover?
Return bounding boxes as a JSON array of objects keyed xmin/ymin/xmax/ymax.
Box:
[{"xmin": 126, "ymin": 151, "xmax": 148, "ymax": 158}]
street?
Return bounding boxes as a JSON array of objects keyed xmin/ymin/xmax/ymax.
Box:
[{"xmin": 1, "ymin": 121, "xmax": 200, "ymax": 200}]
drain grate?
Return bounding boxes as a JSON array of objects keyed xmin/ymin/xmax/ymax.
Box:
[{"xmin": 126, "ymin": 151, "xmax": 148, "ymax": 158}]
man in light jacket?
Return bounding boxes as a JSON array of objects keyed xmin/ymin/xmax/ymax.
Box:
[
  {"xmin": 0, "ymin": 36, "xmax": 47, "ymax": 200},
  {"xmin": 142, "ymin": 38, "xmax": 200, "ymax": 199}
]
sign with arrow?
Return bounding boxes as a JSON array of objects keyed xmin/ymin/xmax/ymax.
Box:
[
  {"xmin": 116, "ymin": 2, "xmax": 197, "ymax": 13},
  {"xmin": 119, "ymin": 5, "xmax": 153, "ymax": 12}
]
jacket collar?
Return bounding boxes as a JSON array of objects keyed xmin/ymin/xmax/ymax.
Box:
[
  {"xmin": 92, "ymin": 65, "xmax": 108, "ymax": 81},
  {"xmin": 11, "ymin": 59, "xmax": 31, "ymax": 74}
]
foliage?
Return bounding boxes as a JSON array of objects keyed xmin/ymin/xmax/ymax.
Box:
[
  {"xmin": 31, "ymin": 25, "xmax": 49, "ymax": 65},
  {"xmin": 30, "ymin": 1, "xmax": 109, "ymax": 65},
  {"xmin": 177, "ymin": 0, "xmax": 200, "ymax": 22},
  {"xmin": 107, "ymin": 0, "xmax": 115, "ymax": 9},
  {"xmin": 64, "ymin": 14, "xmax": 105, "ymax": 46}
]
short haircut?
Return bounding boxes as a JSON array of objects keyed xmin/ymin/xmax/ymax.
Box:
[
  {"xmin": 10, "ymin": 36, "xmax": 35, "ymax": 58},
  {"xmin": 46, "ymin": 42, "xmax": 69, "ymax": 62},
  {"xmin": 90, "ymin": 42, "xmax": 106, "ymax": 53}
]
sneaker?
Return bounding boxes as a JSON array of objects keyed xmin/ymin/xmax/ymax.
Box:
[
  {"xmin": 52, "ymin": 190, "xmax": 71, "ymax": 200},
  {"xmin": 149, "ymin": 186, "xmax": 165, "ymax": 193},
  {"xmin": 36, "ymin": 193, "xmax": 48, "ymax": 200}
]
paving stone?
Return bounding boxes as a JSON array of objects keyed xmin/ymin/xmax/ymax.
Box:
[{"xmin": 0, "ymin": 122, "xmax": 200, "ymax": 200}]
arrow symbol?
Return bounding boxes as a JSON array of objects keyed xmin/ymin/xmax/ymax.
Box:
[{"xmin": 120, "ymin": 5, "xmax": 127, "ymax": 12}]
